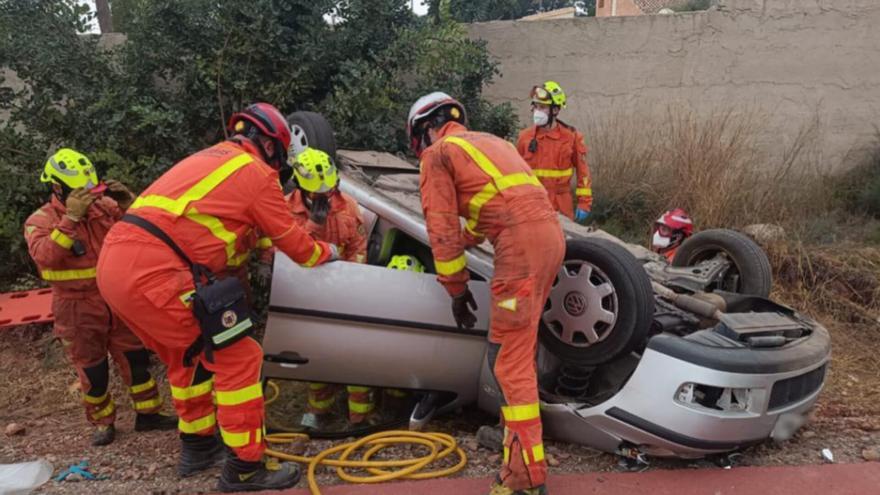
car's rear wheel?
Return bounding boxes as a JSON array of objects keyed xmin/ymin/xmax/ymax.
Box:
[
  {"xmin": 286, "ymin": 111, "xmax": 337, "ymax": 159},
  {"xmin": 672, "ymin": 228, "xmax": 772, "ymax": 297},
  {"xmin": 540, "ymin": 238, "xmax": 654, "ymax": 366}
]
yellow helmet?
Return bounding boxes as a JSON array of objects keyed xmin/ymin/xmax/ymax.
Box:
[
  {"xmin": 530, "ymin": 81, "xmax": 566, "ymax": 108},
  {"xmin": 292, "ymin": 147, "xmax": 338, "ymax": 194},
  {"xmin": 40, "ymin": 148, "xmax": 102, "ymax": 190},
  {"xmin": 387, "ymin": 255, "xmax": 425, "ymax": 273}
]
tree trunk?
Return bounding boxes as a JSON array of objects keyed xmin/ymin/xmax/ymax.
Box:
[{"xmin": 96, "ymin": 0, "xmax": 114, "ymax": 33}]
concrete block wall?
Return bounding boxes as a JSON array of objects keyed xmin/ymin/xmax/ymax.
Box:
[{"xmin": 467, "ymin": 0, "xmax": 880, "ymax": 170}]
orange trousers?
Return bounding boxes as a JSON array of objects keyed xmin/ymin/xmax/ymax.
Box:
[
  {"xmin": 97, "ymin": 239, "xmax": 266, "ymax": 461},
  {"xmin": 545, "ymin": 188, "xmax": 575, "ymax": 220},
  {"xmin": 488, "ymin": 220, "xmax": 565, "ymax": 490},
  {"xmin": 53, "ymin": 296, "xmax": 161, "ymax": 425}
]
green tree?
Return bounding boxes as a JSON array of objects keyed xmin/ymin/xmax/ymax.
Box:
[{"xmin": 0, "ymin": 0, "xmax": 516, "ymax": 281}]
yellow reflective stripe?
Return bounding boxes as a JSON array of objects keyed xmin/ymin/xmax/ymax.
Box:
[
  {"xmin": 171, "ymin": 377, "xmax": 214, "ymax": 401},
  {"xmin": 466, "ymin": 182, "xmax": 498, "ymax": 234},
  {"xmin": 131, "ymin": 153, "xmax": 253, "ymax": 216},
  {"xmin": 133, "ymin": 397, "xmax": 163, "ymax": 411},
  {"xmin": 309, "ymin": 383, "xmax": 330, "ymax": 391},
  {"xmin": 215, "ymin": 383, "xmax": 262, "ymax": 406},
  {"xmin": 495, "ymin": 173, "xmax": 541, "ymax": 190},
  {"xmin": 434, "ymin": 253, "xmax": 467, "ymax": 276},
  {"xmin": 83, "ymin": 392, "xmax": 109, "ymax": 405},
  {"xmin": 445, "ymin": 136, "xmax": 541, "ymax": 235},
  {"xmin": 347, "ymin": 386, "xmax": 370, "ymax": 393},
  {"xmin": 501, "ymin": 402, "xmax": 541, "ymax": 422},
  {"xmin": 179, "ymin": 289, "xmax": 195, "ymax": 307},
  {"xmin": 301, "ymin": 243, "xmax": 323, "ymax": 268},
  {"xmin": 532, "ymin": 443, "xmax": 545, "ymax": 463},
  {"xmin": 576, "ymin": 187, "xmax": 592, "ymax": 197},
  {"xmin": 186, "ymin": 207, "xmax": 241, "ymax": 267},
  {"xmin": 309, "ymin": 397, "xmax": 335, "ymax": 410},
  {"xmin": 92, "ymin": 400, "xmax": 116, "ymax": 420},
  {"xmin": 348, "ymin": 400, "xmax": 375, "ymax": 414},
  {"xmin": 445, "ymin": 136, "xmax": 504, "ymax": 178},
  {"xmin": 257, "ymin": 237, "xmax": 273, "ymax": 249},
  {"xmin": 42, "ymin": 267, "xmax": 97, "ymax": 281},
  {"xmin": 130, "ymin": 378, "xmax": 156, "ymax": 395},
  {"xmin": 50, "ymin": 229, "xmax": 74, "ymax": 249},
  {"xmin": 464, "ymin": 223, "xmax": 484, "ymax": 238},
  {"xmin": 503, "ymin": 446, "xmax": 510, "ymax": 464},
  {"xmin": 178, "ymin": 413, "xmax": 216, "ymax": 433},
  {"xmin": 220, "ymin": 428, "xmax": 252, "ymax": 448},
  {"xmin": 532, "ymin": 168, "xmax": 573, "ymax": 178}
]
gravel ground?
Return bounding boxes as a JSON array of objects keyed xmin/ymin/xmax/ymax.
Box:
[{"xmin": 2, "ymin": 325, "xmax": 878, "ymax": 495}]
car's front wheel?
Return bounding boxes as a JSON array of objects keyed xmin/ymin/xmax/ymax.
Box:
[{"xmin": 540, "ymin": 238, "xmax": 654, "ymax": 366}]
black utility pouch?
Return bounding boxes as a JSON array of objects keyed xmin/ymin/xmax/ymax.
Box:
[
  {"xmin": 191, "ymin": 273, "xmax": 254, "ymax": 363},
  {"xmin": 121, "ymin": 214, "xmax": 254, "ymax": 366}
]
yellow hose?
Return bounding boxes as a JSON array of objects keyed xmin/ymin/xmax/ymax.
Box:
[{"xmin": 263, "ymin": 380, "xmax": 467, "ymax": 495}]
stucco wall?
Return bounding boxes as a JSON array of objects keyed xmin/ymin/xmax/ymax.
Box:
[{"xmin": 468, "ymin": 0, "xmax": 880, "ymax": 170}]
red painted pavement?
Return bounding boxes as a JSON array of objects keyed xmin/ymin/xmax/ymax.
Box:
[{"xmin": 258, "ymin": 462, "xmax": 880, "ymax": 495}]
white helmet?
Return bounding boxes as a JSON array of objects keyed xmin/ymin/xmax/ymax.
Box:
[{"xmin": 406, "ymin": 92, "xmax": 466, "ymax": 156}]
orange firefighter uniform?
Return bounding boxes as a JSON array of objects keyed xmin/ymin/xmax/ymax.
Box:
[
  {"xmin": 96, "ymin": 139, "xmax": 333, "ymax": 461},
  {"xmin": 287, "ymin": 189, "xmax": 373, "ymax": 422},
  {"xmin": 420, "ymin": 121, "xmax": 565, "ymax": 490},
  {"xmin": 516, "ymin": 123, "xmax": 592, "ymax": 219},
  {"xmin": 24, "ymin": 196, "xmax": 162, "ymax": 426}
]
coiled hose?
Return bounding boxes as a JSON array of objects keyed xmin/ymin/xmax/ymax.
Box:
[{"xmin": 263, "ymin": 380, "xmax": 468, "ymax": 495}]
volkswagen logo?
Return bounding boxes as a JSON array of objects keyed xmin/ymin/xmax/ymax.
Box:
[{"xmin": 564, "ymin": 292, "xmax": 587, "ymax": 317}]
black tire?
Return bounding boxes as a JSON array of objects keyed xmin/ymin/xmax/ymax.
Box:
[
  {"xmin": 539, "ymin": 238, "xmax": 655, "ymax": 366},
  {"xmin": 672, "ymin": 228, "xmax": 772, "ymax": 297},
  {"xmin": 286, "ymin": 111, "xmax": 337, "ymax": 159}
]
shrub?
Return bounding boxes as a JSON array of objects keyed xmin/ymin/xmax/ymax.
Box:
[{"xmin": 0, "ymin": 0, "xmax": 517, "ymax": 281}]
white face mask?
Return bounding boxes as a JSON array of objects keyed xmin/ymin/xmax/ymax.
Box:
[
  {"xmin": 652, "ymin": 231, "xmax": 672, "ymax": 250},
  {"xmin": 532, "ymin": 110, "xmax": 549, "ymax": 127}
]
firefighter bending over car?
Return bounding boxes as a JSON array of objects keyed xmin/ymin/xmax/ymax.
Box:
[
  {"xmin": 284, "ymin": 147, "xmax": 377, "ymax": 430},
  {"xmin": 409, "ymin": 92, "xmax": 564, "ymax": 495},
  {"xmin": 96, "ymin": 103, "xmax": 337, "ymax": 492},
  {"xmin": 516, "ymin": 81, "xmax": 592, "ymax": 224},
  {"xmin": 24, "ymin": 149, "xmax": 177, "ymax": 447},
  {"xmin": 651, "ymin": 208, "xmax": 694, "ymax": 262}
]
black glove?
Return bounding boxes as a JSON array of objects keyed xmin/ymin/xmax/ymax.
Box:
[
  {"xmin": 451, "ymin": 289, "xmax": 478, "ymax": 330},
  {"xmin": 309, "ymin": 195, "xmax": 331, "ymax": 225}
]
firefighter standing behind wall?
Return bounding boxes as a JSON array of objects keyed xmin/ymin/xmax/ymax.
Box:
[
  {"xmin": 96, "ymin": 103, "xmax": 336, "ymax": 492},
  {"xmin": 516, "ymin": 81, "xmax": 593, "ymax": 224},
  {"xmin": 284, "ymin": 147, "xmax": 376, "ymax": 430},
  {"xmin": 24, "ymin": 149, "xmax": 177, "ymax": 446},
  {"xmin": 408, "ymin": 92, "xmax": 564, "ymax": 495}
]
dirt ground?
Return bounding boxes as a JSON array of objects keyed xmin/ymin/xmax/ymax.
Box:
[
  {"xmin": 0, "ymin": 243, "xmax": 877, "ymax": 494},
  {"xmin": 1, "ymin": 315, "xmax": 878, "ymax": 495}
]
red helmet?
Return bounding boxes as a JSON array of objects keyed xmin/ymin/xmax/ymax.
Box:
[
  {"xmin": 406, "ymin": 92, "xmax": 467, "ymax": 157},
  {"xmin": 227, "ymin": 102, "xmax": 291, "ymax": 168},
  {"xmin": 655, "ymin": 208, "xmax": 694, "ymax": 236}
]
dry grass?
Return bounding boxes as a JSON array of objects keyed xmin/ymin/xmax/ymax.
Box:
[
  {"xmin": 767, "ymin": 242, "xmax": 880, "ymax": 418},
  {"xmin": 586, "ymin": 106, "xmax": 827, "ymax": 241}
]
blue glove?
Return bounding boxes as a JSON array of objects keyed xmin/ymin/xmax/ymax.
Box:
[{"xmin": 574, "ymin": 208, "xmax": 591, "ymax": 224}]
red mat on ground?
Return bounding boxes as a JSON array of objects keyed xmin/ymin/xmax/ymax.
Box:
[
  {"xmin": 272, "ymin": 462, "xmax": 880, "ymax": 495},
  {"xmin": 0, "ymin": 289, "xmax": 53, "ymax": 329}
]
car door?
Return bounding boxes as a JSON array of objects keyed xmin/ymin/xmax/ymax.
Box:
[{"xmin": 262, "ymin": 254, "xmax": 492, "ymax": 406}]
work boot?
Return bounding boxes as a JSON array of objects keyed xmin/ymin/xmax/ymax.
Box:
[
  {"xmin": 300, "ymin": 412, "xmax": 344, "ymax": 433},
  {"xmin": 134, "ymin": 412, "xmax": 178, "ymax": 432},
  {"xmin": 217, "ymin": 457, "xmax": 301, "ymax": 492},
  {"xmin": 91, "ymin": 425, "xmax": 116, "ymax": 446},
  {"xmin": 178, "ymin": 433, "xmax": 225, "ymax": 478},
  {"xmin": 488, "ymin": 480, "xmax": 548, "ymax": 495},
  {"xmin": 477, "ymin": 424, "xmax": 504, "ymax": 452}
]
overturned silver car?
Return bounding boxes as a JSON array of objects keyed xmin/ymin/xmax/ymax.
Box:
[{"xmin": 262, "ymin": 113, "xmax": 830, "ymax": 459}]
